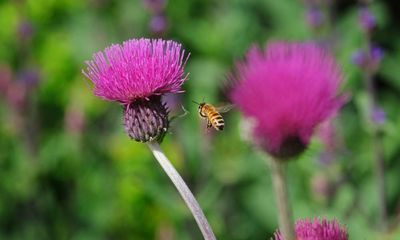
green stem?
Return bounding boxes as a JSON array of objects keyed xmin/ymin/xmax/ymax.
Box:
[
  {"xmin": 147, "ymin": 142, "xmax": 216, "ymax": 240},
  {"xmin": 364, "ymin": 31, "xmax": 388, "ymax": 231},
  {"xmin": 270, "ymin": 158, "xmax": 295, "ymax": 240}
]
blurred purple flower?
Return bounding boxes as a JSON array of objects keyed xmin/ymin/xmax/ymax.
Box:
[
  {"xmin": 0, "ymin": 65, "xmax": 12, "ymax": 95},
  {"xmin": 65, "ymin": 104, "xmax": 86, "ymax": 135},
  {"xmin": 231, "ymin": 42, "xmax": 345, "ymax": 159},
  {"xmin": 352, "ymin": 46, "xmax": 384, "ymax": 72},
  {"xmin": 150, "ymin": 15, "xmax": 168, "ymax": 34},
  {"xmin": 371, "ymin": 45, "xmax": 384, "ymax": 63},
  {"xmin": 143, "ymin": 0, "xmax": 167, "ymax": 13},
  {"xmin": 319, "ymin": 151, "xmax": 335, "ymax": 166},
  {"xmin": 372, "ymin": 106, "xmax": 386, "ymax": 125},
  {"xmin": 306, "ymin": 7, "xmax": 325, "ymax": 28},
  {"xmin": 17, "ymin": 68, "xmax": 40, "ymax": 88},
  {"xmin": 83, "ymin": 38, "xmax": 190, "ymax": 142},
  {"xmin": 352, "ymin": 50, "xmax": 366, "ymax": 67},
  {"xmin": 18, "ymin": 20, "xmax": 35, "ymax": 42},
  {"xmin": 6, "ymin": 82, "xmax": 27, "ymax": 111},
  {"xmin": 273, "ymin": 218, "xmax": 348, "ymax": 240},
  {"xmin": 359, "ymin": 7, "xmax": 376, "ymax": 32},
  {"xmin": 311, "ymin": 172, "xmax": 337, "ymax": 203}
]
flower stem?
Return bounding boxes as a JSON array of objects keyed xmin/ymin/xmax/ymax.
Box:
[
  {"xmin": 147, "ymin": 141, "xmax": 216, "ymax": 240},
  {"xmin": 364, "ymin": 33, "xmax": 388, "ymax": 231},
  {"xmin": 365, "ymin": 70, "xmax": 388, "ymax": 230},
  {"xmin": 270, "ymin": 158, "xmax": 295, "ymax": 240}
]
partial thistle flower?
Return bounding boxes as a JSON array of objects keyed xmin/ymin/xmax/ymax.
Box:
[
  {"xmin": 83, "ymin": 38, "xmax": 189, "ymax": 142},
  {"xmin": 273, "ymin": 218, "xmax": 348, "ymax": 240},
  {"xmin": 231, "ymin": 42, "xmax": 345, "ymax": 160}
]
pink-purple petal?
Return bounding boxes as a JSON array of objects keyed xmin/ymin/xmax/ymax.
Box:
[
  {"xmin": 273, "ymin": 218, "xmax": 348, "ymax": 240},
  {"xmin": 83, "ymin": 38, "xmax": 189, "ymax": 104},
  {"xmin": 231, "ymin": 42, "xmax": 345, "ymax": 157}
]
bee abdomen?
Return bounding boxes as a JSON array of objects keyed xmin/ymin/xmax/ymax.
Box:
[
  {"xmin": 212, "ymin": 115, "xmax": 225, "ymax": 131},
  {"xmin": 215, "ymin": 124, "xmax": 224, "ymax": 131}
]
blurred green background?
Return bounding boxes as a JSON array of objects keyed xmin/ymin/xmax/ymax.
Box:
[{"xmin": 1, "ymin": 0, "xmax": 400, "ymax": 239}]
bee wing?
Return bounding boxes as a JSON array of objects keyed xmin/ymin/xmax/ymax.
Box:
[
  {"xmin": 169, "ymin": 105, "xmax": 189, "ymax": 123},
  {"xmin": 215, "ymin": 104, "xmax": 235, "ymax": 113}
]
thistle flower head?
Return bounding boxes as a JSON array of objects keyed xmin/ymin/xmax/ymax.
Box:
[
  {"xmin": 83, "ymin": 38, "xmax": 188, "ymax": 104},
  {"xmin": 83, "ymin": 38, "xmax": 189, "ymax": 142},
  {"xmin": 231, "ymin": 42, "xmax": 345, "ymax": 159},
  {"xmin": 273, "ymin": 218, "xmax": 348, "ymax": 240}
]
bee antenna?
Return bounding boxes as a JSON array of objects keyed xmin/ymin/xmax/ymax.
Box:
[
  {"xmin": 202, "ymin": 97, "xmax": 205, "ymax": 102},
  {"xmin": 192, "ymin": 100, "xmax": 201, "ymax": 105}
]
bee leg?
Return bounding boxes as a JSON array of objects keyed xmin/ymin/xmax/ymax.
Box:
[
  {"xmin": 169, "ymin": 105, "xmax": 189, "ymax": 123},
  {"xmin": 207, "ymin": 120, "xmax": 212, "ymax": 129}
]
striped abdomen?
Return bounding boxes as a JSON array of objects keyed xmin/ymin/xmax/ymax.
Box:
[{"xmin": 199, "ymin": 104, "xmax": 225, "ymax": 131}]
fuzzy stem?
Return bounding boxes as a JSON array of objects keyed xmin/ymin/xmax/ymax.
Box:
[
  {"xmin": 365, "ymin": 67, "xmax": 388, "ymax": 230},
  {"xmin": 371, "ymin": 127, "xmax": 388, "ymax": 230},
  {"xmin": 364, "ymin": 30, "xmax": 388, "ymax": 231},
  {"xmin": 147, "ymin": 141, "xmax": 216, "ymax": 240},
  {"xmin": 270, "ymin": 158, "xmax": 295, "ymax": 240}
]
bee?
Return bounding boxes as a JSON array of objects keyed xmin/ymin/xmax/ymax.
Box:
[{"xmin": 193, "ymin": 101, "xmax": 234, "ymax": 131}]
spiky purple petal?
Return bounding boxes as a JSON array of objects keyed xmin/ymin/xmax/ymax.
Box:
[
  {"xmin": 231, "ymin": 42, "xmax": 345, "ymax": 159},
  {"xmin": 83, "ymin": 38, "xmax": 189, "ymax": 104},
  {"xmin": 273, "ymin": 218, "xmax": 348, "ymax": 240}
]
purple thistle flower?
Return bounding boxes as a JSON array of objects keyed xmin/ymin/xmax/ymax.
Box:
[
  {"xmin": 83, "ymin": 38, "xmax": 189, "ymax": 142},
  {"xmin": 231, "ymin": 42, "xmax": 345, "ymax": 159},
  {"xmin": 83, "ymin": 39, "xmax": 188, "ymax": 104},
  {"xmin": 273, "ymin": 218, "xmax": 348, "ymax": 240},
  {"xmin": 359, "ymin": 7, "xmax": 376, "ymax": 32}
]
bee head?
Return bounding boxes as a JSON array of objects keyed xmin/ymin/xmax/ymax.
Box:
[{"xmin": 192, "ymin": 100, "xmax": 207, "ymax": 117}]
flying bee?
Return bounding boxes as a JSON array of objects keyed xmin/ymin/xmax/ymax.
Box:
[{"xmin": 193, "ymin": 100, "xmax": 234, "ymax": 131}]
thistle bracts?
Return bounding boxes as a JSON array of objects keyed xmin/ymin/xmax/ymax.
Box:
[{"xmin": 124, "ymin": 96, "xmax": 169, "ymax": 142}]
